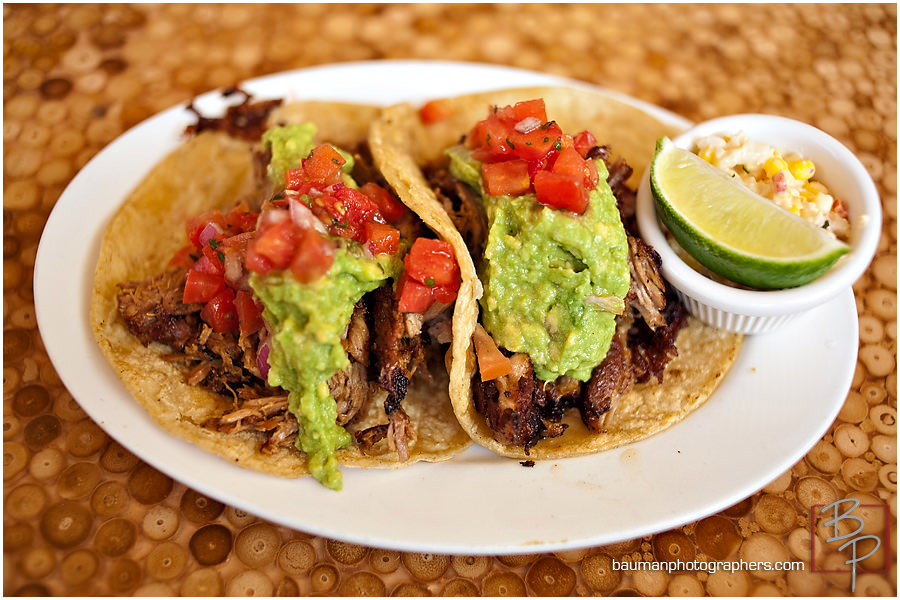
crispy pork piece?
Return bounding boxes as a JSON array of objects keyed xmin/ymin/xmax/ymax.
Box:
[
  {"xmin": 580, "ymin": 327, "xmax": 632, "ymax": 432},
  {"xmin": 117, "ymin": 268, "xmax": 199, "ymax": 350},
  {"xmin": 426, "ymin": 165, "xmax": 489, "ymax": 262},
  {"xmin": 588, "ymin": 145, "xmax": 637, "ymax": 231},
  {"xmin": 540, "ymin": 376, "xmax": 581, "ymax": 422},
  {"xmin": 472, "ymin": 353, "xmax": 546, "ymax": 449},
  {"xmin": 202, "ymin": 393, "xmax": 295, "ymax": 454},
  {"xmin": 387, "ymin": 406, "xmax": 416, "ymax": 462},
  {"xmin": 368, "ymin": 284, "xmax": 425, "ymax": 415},
  {"xmin": 629, "ymin": 291, "xmax": 688, "ymax": 384},
  {"xmin": 626, "ymin": 235, "xmax": 668, "ymax": 330},
  {"xmin": 184, "ymin": 87, "xmax": 283, "ymax": 141}
]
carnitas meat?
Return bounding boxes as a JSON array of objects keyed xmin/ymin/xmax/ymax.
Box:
[{"xmin": 117, "ymin": 267, "xmax": 435, "ymax": 458}]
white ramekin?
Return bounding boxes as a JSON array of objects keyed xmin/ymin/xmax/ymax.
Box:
[{"xmin": 636, "ymin": 114, "xmax": 882, "ymax": 335}]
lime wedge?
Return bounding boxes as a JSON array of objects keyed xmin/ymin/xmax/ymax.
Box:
[{"xmin": 649, "ymin": 137, "xmax": 850, "ymax": 289}]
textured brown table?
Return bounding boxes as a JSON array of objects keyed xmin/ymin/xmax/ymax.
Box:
[{"xmin": 3, "ymin": 4, "xmax": 896, "ymax": 596}]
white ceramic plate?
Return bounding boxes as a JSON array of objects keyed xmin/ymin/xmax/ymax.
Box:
[{"xmin": 34, "ymin": 61, "xmax": 858, "ymax": 555}]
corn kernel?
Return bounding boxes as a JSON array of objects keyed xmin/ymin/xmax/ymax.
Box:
[
  {"xmin": 697, "ymin": 148, "xmax": 714, "ymax": 163},
  {"xmin": 763, "ymin": 155, "xmax": 788, "ymax": 177},
  {"xmin": 804, "ymin": 181, "xmax": 828, "ymax": 194},
  {"xmin": 788, "ymin": 159, "xmax": 815, "ymax": 180}
]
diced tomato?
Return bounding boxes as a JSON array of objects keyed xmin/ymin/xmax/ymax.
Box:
[
  {"xmin": 549, "ymin": 147, "xmax": 587, "ymax": 178},
  {"xmin": 469, "ymin": 115, "xmax": 515, "ymax": 162},
  {"xmin": 284, "ymin": 167, "xmax": 306, "ymax": 191},
  {"xmin": 526, "ymin": 152, "xmax": 556, "ymax": 180},
  {"xmin": 396, "ymin": 237, "xmax": 462, "ymax": 313},
  {"xmin": 183, "ymin": 269, "xmax": 225, "ymax": 304},
  {"xmin": 186, "ymin": 210, "xmax": 227, "ymax": 249},
  {"xmin": 244, "ymin": 246, "xmax": 274, "ymax": 275},
  {"xmin": 584, "ymin": 157, "xmax": 600, "ymax": 188},
  {"xmin": 200, "ymin": 237, "xmax": 227, "ymax": 272},
  {"xmin": 419, "ymin": 98, "xmax": 454, "ymax": 124},
  {"xmin": 550, "ymin": 146, "xmax": 599, "ymax": 189},
  {"xmin": 534, "ymin": 170, "xmax": 588, "ymax": 214},
  {"xmin": 234, "ymin": 290, "xmax": 264, "ymax": 335},
  {"xmin": 472, "ymin": 323, "xmax": 512, "ymax": 381},
  {"xmin": 192, "ymin": 253, "xmax": 225, "ymax": 276},
  {"xmin": 200, "ymin": 288, "xmax": 238, "ymax": 334},
  {"xmin": 220, "ymin": 230, "xmax": 254, "ymax": 252},
  {"xmin": 328, "ymin": 186, "xmax": 382, "ymax": 241},
  {"xmin": 248, "ymin": 219, "xmax": 299, "ymax": 271},
  {"xmin": 364, "ymin": 221, "xmax": 400, "ymax": 256},
  {"xmin": 290, "ymin": 230, "xmax": 335, "ymax": 284},
  {"xmin": 507, "ymin": 123, "xmax": 563, "ymax": 162},
  {"xmin": 468, "ymin": 105, "xmax": 564, "ymax": 166},
  {"xmin": 359, "ymin": 182, "xmax": 407, "ymax": 222},
  {"xmin": 572, "ymin": 130, "xmax": 597, "ymax": 158},
  {"xmin": 510, "ymin": 99, "xmax": 548, "ymax": 123},
  {"xmin": 404, "ymin": 238, "xmax": 459, "ymax": 288},
  {"xmin": 431, "ymin": 283, "xmax": 459, "ymax": 304},
  {"xmin": 170, "ymin": 244, "xmax": 197, "ymax": 269},
  {"xmin": 396, "ymin": 272, "xmax": 434, "ymax": 313},
  {"xmin": 220, "ymin": 202, "xmax": 258, "ymax": 234},
  {"xmin": 482, "ymin": 159, "xmax": 531, "ymax": 197},
  {"xmin": 303, "ymin": 144, "xmax": 345, "ymax": 186}
]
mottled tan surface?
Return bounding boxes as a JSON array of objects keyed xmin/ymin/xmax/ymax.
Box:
[{"xmin": 3, "ymin": 3, "xmax": 896, "ymax": 597}]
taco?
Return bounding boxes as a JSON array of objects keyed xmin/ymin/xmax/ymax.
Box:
[
  {"xmin": 369, "ymin": 87, "xmax": 743, "ymax": 459},
  {"xmin": 90, "ymin": 95, "xmax": 471, "ymax": 490}
]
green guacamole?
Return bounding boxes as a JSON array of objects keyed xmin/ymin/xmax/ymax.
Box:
[
  {"xmin": 251, "ymin": 124, "xmax": 401, "ymax": 490},
  {"xmin": 448, "ymin": 147, "xmax": 630, "ymax": 382},
  {"xmin": 250, "ymin": 249, "xmax": 400, "ymax": 490}
]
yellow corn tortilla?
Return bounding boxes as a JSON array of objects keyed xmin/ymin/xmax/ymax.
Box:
[
  {"xmin": 369, "ymin": 86, "xmax": 743, "ymax": 459},
  {"xmin": 90, "ymin": 101, "xmax": 471, "ymax": 479}
]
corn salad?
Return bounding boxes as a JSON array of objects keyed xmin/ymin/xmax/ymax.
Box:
[{"xmin": 693, "ymin": 131, "xmax": 850, "ymax": 240}]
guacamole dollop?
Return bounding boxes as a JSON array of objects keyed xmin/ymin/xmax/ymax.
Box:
[
  {"xmin": 448, "ymin": 147, "xmax": 630, "ymax": 382},
  {"xmin": 250, "ymin": 249, "xmax": 400, "ymax": 490},
  {"xmin": 251, "ymin": 123, "xmax": 401, "ymax": 490}
]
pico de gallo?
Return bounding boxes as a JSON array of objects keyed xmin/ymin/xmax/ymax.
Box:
[
  {"xmin": 169, "ymin": 123, "xmax": 461, "ymax": 489},
  {"xmin": 464, "ymin": 98, "xmax": 601, "ymax": 214},
  {"xmin": 172, "ymin": 135, "xmax": 461, "ymax": 338}
]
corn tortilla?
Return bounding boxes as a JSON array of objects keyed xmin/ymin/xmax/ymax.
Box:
[
  {"xmin": 369, "ymin": 86, "xmax": 744, "ymax": 459},
  {"xmin": 90, "ymin": 102, "xmax": 471, "ymax": 479}
]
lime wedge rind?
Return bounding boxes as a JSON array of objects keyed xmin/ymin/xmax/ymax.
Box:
[{"xmin": 649, "ymin": 137, "xmax": 850, "ymax": 289}]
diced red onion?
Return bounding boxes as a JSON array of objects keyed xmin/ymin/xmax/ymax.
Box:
[
  {"xmin": 223, "ymin": 250, "xmax": 242, "ymax": 285},
  {"xmin": 257, "ymin": 341, "xmax": 270, "ymax": 379},
  {"xmin": 260, "ymin": 207, "xmax": 289, "ymax": 228},
  {"xmin": 199, "ymin": 222, "xmax": 223, "ymax": 246},
  {"xmin": 289, "ymin": 198, "xmax": 327, "ymax": 235},
  {"xmin": 514, "ymin": 116, "xmax": 541, "ymax": 134}
]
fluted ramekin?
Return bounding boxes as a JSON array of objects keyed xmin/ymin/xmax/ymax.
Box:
[{"xmin": 636, "ymin": 114, "xmax": 882, "ymax": 334}]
